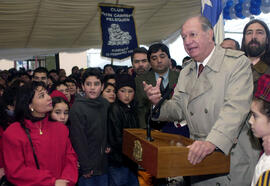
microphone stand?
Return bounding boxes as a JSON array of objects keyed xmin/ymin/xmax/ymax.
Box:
[
  {"xmin": 146, "ymin": 88, "xmax": 173, "ymax": 141},
  {"xmin": 146, "ymin": 115, "xmax": 153, "ymax": 141}
]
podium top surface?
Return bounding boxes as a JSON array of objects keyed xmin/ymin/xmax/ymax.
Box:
[{"xmin": 125, "ymin": 128, "xmax": 193, "ymax": 148}]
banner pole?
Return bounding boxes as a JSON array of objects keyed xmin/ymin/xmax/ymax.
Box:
[
  {"xmin": 110, "ymin": 0, "xmax": 118, "ymax": 65},
  {"xmin": 111, "ymin": 58, "xmax": 113, "ymax": 65}
]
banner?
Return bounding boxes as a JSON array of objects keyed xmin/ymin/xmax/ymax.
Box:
[{"xmin": 99, "ymin": 3, "xmax": 138, "ymax": 59}]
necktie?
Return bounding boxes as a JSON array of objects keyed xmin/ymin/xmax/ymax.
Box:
[
  {"xmin": 198, "ymin": 64, "xmax": 204, "ymax": 77},
  {"xmin": 159, "ymin": 76, "xmax": 165, "ymax": 94}
]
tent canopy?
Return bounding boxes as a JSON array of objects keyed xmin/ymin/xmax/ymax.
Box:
[{"xmin": 0, "ymin": 0, "xmax": 200, "ymax": 60}]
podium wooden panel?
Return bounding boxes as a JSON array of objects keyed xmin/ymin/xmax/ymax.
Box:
[{"xmin": 122, "ymin": 129, "xmax": 230, "ymax": 178}]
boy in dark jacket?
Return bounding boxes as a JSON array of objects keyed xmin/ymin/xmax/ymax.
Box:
[
  {"xmin": 107, "ymin": 74, "xmax": 139, "ymax": 186},
  {"xmin": 69, "ymin": 68, "xmax": 110, "ymax": 186}
]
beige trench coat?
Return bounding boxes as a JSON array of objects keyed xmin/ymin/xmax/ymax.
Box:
[{"xmin": 158, "ymin": 46, "xmax": 261, "ymax": 186}]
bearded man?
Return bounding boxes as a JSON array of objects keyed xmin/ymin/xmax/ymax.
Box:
[
  {"xmin": 241, "ymin": 19, "xmax": 270, "ymax": 90},
  {"xmin": 131, "ymin": 47, "xmax": 151, "ymax": 76},
  {"xmin": 242, "ymin": 20, "xmax": 270, "ymax": 170}
]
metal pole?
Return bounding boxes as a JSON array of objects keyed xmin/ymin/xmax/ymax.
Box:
[
  {"xmin": 55, "ymin": 53, "xmax": 60, "ymax": 70},
  {"xmin": 111, "ymin": 58, "xmax": 113, "ymax": 65},
  {"xmin": 110, "ymin": 0, "xmax": 119, "ymax": 65}
]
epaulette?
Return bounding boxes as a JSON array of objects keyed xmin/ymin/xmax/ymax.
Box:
[{"xmin": 225, "ymin": 49, "xmax": 245, "ymax": 58}]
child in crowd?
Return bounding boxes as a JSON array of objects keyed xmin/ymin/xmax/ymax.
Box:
[
  {"xmin": 64, "ymin": 78, "xmax": 78, "ymax": 105},
  {"xmin": 50, "ymin": 96, "xmax": 69, "ymax": 125},
  {"xmin": 102, "ymin": 82, "xmax": 116, "ymax": 103},
  {"xmin": 53, "ymin": 81, "xmax": 71, "ymax": 103},
  {"xmin": 0, "ymin": 85, "xmax": 19, "ymax": 182},
  {"xmin": 0, "ymin": 84, "xmax": 4, "ymax": 96},
  {"xmin": 249, "ymin": 74, "xmax": 270, "ymax": 186},
  {"xmin": 103, "ymin": 74, "xmax": 116, "ymax": 85},
  {"xmin": 69, "ymin": 68, "xmax": 110, "ymax": 186},
  {"xmin": 107, "ymin": 74, "xmax": 139, "ymax": 186},
  {"xmin": 47, "ymin": 75, "xmax": 56, "ymax": 91}
]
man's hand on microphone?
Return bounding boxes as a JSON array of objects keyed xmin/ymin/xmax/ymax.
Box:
[{"xmin": 143, "ymin": 78, "xmax": 162, "ymax": 105}]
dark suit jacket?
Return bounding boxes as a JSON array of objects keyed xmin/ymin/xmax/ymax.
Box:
[{"xmin": 135, "ymin": 69, "xmax": 179, "ymax": 128}]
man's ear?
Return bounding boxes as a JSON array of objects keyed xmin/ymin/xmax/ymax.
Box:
[{"xmin": 207, "ymin": 29, "xmax": 214, "ymax": 42}]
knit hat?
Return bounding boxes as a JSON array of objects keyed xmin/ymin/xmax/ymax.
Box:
[
  {"xmin": 255, "ymin": 74, "xmax": 270, "ymax": 102},
  {"xmin": 50, "ymin": 90, "xmax": 68, "ymax": 102},
  {"xmin": 115, "ymin": 74, "xmax": 136, "ymax": 91}
]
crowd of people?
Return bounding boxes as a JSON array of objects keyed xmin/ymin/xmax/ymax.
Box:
[{"xmin": 0, "ymin": 14, "xmax": 270, "ymax": 186}]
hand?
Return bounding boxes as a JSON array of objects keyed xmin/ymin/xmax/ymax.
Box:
[
  {"xmin": 0, "ymin": 168, "xmax": 5, "ymax": 179},
  {"xmin": 187, "ymin": 141, "xmax": 216, "ymax": 165},
  {"xmin": 55, "ymin": 179, "xmax": 69, "ymax": 186},
  {"xmin": 143, "ymin": 78, "xmax": 162, "ymax": 105},
  {"xmin": 83, "ymin": 170, "xmax": 94, "ymax": 178},
  {"xmin": 263, "ymin": 135, "xmax": 270, "ymax": 155},
  {"xmin": 105, "ymin": 147, "xmax": 111, "ymax": 154}
]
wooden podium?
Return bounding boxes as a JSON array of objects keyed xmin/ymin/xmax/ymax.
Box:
[{"xmin": 122, "ymin": 129, "xmax": 230, "ymax": 178}]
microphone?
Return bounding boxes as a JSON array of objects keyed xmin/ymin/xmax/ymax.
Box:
[
  {"xmin": 146, "ymin": 87, "xmax": 174, "ymax": 141},
  {"xmin": 152, "ymin": 88, "xmax": 174, "ymax": 115}
]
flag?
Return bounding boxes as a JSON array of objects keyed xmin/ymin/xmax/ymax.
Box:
[{"xmin": 201, "ymin": 0, "xmax": 224, "ymax": 45}]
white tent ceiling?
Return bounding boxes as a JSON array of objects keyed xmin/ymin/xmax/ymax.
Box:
[{"xmin": 0, "ymin": 0, "xmax": 201, "ymax": 60}]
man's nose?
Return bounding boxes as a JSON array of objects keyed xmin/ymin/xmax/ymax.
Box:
[
  {"xmin": 157, "ymin": 57, "xmax": 162, "ymax": 63},
  {"xmin": 252, "ymin": 32, "xmax": 258, "ymax": 39},
  {"xmin": 184, "ymin": 37, "xmax": 192, "ymax": 45}
]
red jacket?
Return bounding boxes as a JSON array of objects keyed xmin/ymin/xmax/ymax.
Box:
[
  {"xmin": 2, "ymin": 117, "xmax": 78, "ymax": 186},
  {"xmin": 0, "ymin": 126, "xmax": 4, "ymax": 168}
]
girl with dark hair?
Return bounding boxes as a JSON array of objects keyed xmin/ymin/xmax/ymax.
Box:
[
  {"xmin": 50, "ymin": 96, "xmax": 70, "ymax": 125},
  {"xmin": 101, "ymin": 82, "xmax": 116, "ymax": 103},
  {"xmin": 2, "ymin": 81, "xmax": 78, "ymax": 186},
  {"xmin": 250, "ymin": 74, "xmax": 270, "ymax": 185}
]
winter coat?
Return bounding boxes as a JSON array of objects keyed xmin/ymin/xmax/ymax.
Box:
[
  {"xmin": 69, "ymin": 95, "xmax": 110, "ymax": 175},
  {"xmin": 107, "ymin": 100, "xmax": 139, "ymax": 167},
  {"xmin": 157, "ymin": 46, "xmax": 260, "ymax": 186}
]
